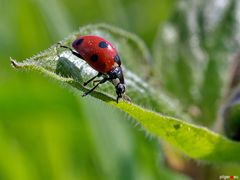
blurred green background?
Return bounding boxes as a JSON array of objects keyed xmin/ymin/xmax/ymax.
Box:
[
  {"xmin": 0, "ymin": 0, "xmax": 184, "ymax": 180},
  {"xmin": 1, "ymin": 0, "xmax": 239, "ymax": 179}
]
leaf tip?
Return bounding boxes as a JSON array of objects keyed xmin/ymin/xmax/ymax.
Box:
[{"xmin": 10, "ymin": 58, "xmax": 22, "ymax": 69}]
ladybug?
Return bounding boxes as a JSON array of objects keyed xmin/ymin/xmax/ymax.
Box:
[{"xmin": 59, "ymin": 35, "xmax": 130, "ymax": 103}]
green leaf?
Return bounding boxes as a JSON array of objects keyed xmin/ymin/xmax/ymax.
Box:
[
  {"xmin": 11, "ymin": 23, "xmax": 240, "ymax": 164},
  {"xmin": 117, "ymin": 103, "xmax": 240, "ymax": 163},
  {"xmin": 11, "ymin": 23, "xmax": 185, "ymax": 117}
]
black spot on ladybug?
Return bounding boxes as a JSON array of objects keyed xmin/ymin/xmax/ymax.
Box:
[
  {"xmin": 90, "ymin": 54, "xmax": 98, "ymax": 62},
  {"xmin": 73, "ymin": 38, "xmax": 84, "ymax": 46},
  {"xmin": 114, "ymin": 54, "xmax": 121, "ymax": 65},
  {"xmin": 99, "ymin": 41, "xmax": 108, "ymax": 48}
]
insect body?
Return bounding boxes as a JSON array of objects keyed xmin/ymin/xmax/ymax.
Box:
[{"xmin": 59, "ymin": 35, "xmax": 130, "ymax": 103}]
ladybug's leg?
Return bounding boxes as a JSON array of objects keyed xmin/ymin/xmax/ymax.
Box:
[
  {"xmin": 83, "ymin": 73, "xmax": 102, "ymax": 86},
  {"xmin": 82, "ymin": 77, "xmax": 109, "ymax": 97},
  {"xmin": 58, "ymin": 43, "xmax": 84, "ymax": 59},
  {"xmin": 116, "ymin": 95, "xmax": 122, "ymax": 103}
]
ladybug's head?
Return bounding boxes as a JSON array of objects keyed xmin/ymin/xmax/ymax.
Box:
[
  {"xmin": 115, "ymin": 83, "xmax": 131, "ymax": 103},
  {"xmin": 116, "ymin": 83, "xmax": 125, "ymax": 99},
  {"xmin": 108, "ymin": 66, "xmax": 127, "ymax": 102}
]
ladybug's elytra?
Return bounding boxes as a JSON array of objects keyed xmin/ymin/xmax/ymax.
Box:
[{"xmin": 59, "ymin": 35, "xmax": 130, "ymax": 103}]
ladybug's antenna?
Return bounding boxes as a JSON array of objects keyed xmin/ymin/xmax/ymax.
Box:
[
  {"xmin": 116, "ymin": 94, "xmax": 131, "ymax": 103},
  {"xmin": 122, "ymin": 94, "xmax": 131, "ymax": 102}
]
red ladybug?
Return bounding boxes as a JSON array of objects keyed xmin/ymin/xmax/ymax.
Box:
[{"xmin": 59, "ymin": 35, "xmax": 130, "ymax": 102}]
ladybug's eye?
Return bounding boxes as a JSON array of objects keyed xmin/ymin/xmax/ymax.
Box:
[
  {"xmin": 116, "ymin": 83, "xmax": 125, "ymax": 94},
  {"xmin": 98, "ymin": 41, "xmax": 108, "ymax": 48}
]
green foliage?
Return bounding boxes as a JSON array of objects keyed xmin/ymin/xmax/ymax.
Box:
[
  {"xmin": 2, "ymin": 0, "xmax": 187, "ymax": 179},
  {"xmin": 12, "ymin": 24, "xmax": 240, "ymax": 165},
  {"xmin": 3, "ymin": 0, "xmax": 240, "ymax": 179}
]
